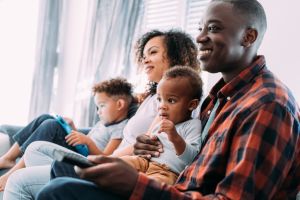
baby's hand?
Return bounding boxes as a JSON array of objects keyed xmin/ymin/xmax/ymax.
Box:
[{"xmin": 158, "ymin": 119, "xmax": 178, "ymax": 141}]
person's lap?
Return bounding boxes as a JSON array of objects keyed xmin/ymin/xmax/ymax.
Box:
[
  {"xmin": 36, "ymin": 177, "xmax": 124, "ymax": 200},
  {"xmin": 3, "ymin": 165, "xmax": 51, "ymax": 200}
]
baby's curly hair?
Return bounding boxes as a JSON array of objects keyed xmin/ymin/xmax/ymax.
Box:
[
  {"xmin": 136, "ymin": 30, "xmax": 200, "ymax": 72},
  {"xmin": 163, "ymin": 66, "xmax": 203, "ymax": 100},
  {"xmin": 92, "ymin": 78, "xmax": 133, "ymax": 104}
]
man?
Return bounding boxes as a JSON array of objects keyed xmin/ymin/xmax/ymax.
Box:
[{"xmin": 37, "ymin": 0, "xmax": 300, "ymax": 199}]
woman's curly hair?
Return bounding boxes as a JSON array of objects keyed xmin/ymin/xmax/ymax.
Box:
[{"xmin": 135, "ymin": 29, "xmax": 200, "ymax": 72}]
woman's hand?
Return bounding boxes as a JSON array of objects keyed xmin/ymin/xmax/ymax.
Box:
[
  {"xmin": 65, "ymin": 131, "xmax": 92, "ymax": 146},
  {"xmin": 133, "ymin": 134, "xmax": 163, "ymax": 159},
  {"xmin": 75, "ymin": 156, "xmax": 138, "ymax": 198}
]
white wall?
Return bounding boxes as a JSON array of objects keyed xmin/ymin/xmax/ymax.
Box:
[{"xmin": 259, "ymin": 0, "xmax": 300, "ymax": 103}]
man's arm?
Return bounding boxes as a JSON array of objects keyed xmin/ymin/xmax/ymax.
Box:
[
  {"xmin": 132, "ymin": 102, "xmax": 298, "ymax": 199},
  {"xmin": 129, "ymin": 102, "xmax": 298, "ymax": 200},
  {"xmin": 76, "ymin": 102, "xmax": 298, "ymax": 200},
  {"xmin": 214, "ymin": 102, "xmax": 298, "ymax": 199}
]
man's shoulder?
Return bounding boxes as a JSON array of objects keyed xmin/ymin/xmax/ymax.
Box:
[
  {"xmin": 246, "ymin": 70, "xmax": 296, "ymax": 105},
  {"xmin": 242, "ymin": 68, "xmax": 299, "ymax": 115}
]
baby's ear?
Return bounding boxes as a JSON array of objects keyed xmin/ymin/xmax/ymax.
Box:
[
  {"xmin": 117, "ymin": 99, "xmax": 126, "ymax": 111},
  {"xmin": 188, "ymin": 99, "xmax": 199, "ymax": 111}
]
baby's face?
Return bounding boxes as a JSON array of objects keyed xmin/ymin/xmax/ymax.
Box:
[
  {"xmin": 94, "ymin": 92, "xmax": 119, "ymax": 125},
  {"xmin": 156, "ymin": 78, "xmax": 194, "ymax": 124}
]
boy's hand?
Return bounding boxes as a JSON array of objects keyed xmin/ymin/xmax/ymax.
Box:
[
  {"xmin": 65, "ymin": 131, "xmax": 92, "ymax": 146},
  {"xmin": 158, "ymin": 118, "xmax": 179, "ymax": 142},
  {"xmin": 63, "ymin": 117, "xmax": 77, "ymax": 130}
]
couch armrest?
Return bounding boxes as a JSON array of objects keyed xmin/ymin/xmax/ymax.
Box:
[{"xmin": 0, "ymin": 133, "xmax": 10, "ymax": 156}]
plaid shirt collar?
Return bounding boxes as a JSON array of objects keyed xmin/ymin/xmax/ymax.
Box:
[{"xmin": 208, "ymin": 55, "xmax": 266, "ymax": 100}]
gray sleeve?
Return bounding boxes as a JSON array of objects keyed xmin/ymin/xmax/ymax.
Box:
[
  {"xmin": 109, "ymin": 120, "xmax": 128, "ymax": 139},
  {"xmin": 177, "ymin": 119, "xmax": 202, "ymax": 164},
  {"xmin": 110, "ymin": 127, "xmax": 124, "ymax": 139}
]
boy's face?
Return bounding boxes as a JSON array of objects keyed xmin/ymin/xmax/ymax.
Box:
[
  {"xmin": 94, "ymin": 92, "xmax": 119, "ymax": 125},
  {"xmin": 157, "ymin": 78, "xmax": 195, "ymax": 124}
]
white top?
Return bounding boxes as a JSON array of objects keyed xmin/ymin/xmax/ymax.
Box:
[
  {"xmin": 88, "ymin": 120, "xmax": 128, "ymax": 151},
  {"xmin": 151, "ymin": 118, "xmax": 202, "ymax": 174},
  {"xmin": 114, "ymin": 94, "xmax": 158, "ymax": 154}
]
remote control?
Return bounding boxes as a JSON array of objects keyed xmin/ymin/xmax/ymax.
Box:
[
  {"xmin": 54, "ymin": 115, "xmax": 89, "ymax": 157},
  {"xmin": 53, "ymin": 149, "xmax": 95, "ymax": 168}
]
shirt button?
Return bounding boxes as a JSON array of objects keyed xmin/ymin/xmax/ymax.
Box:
[
  {"xmin": 226, "ymin": 96, "xmax": 231, "ymax": 101},
  {"xmin": 207, "ymin": 110, "xmax": 211, "ymax": 115}
]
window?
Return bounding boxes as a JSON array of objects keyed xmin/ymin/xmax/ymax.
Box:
[{"xmin": 0, "ymin": 0, "xmax": 39, "ymax": 125}]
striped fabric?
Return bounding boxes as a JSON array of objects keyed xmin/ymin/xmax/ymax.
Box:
[{"xmin": 130, "ymin": 56, "xmax": 300, "ymax": 200}]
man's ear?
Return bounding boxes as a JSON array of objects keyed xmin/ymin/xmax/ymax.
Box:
[
  {"xmin": 188, "ymin": 99, "xmax": 199, "ymax": 111},
  {"xmin": 117, "ymin": 99, "xmax": 126, "ymax": 111},
  {"xmin": 242, "ymin": 28, "xmax": 258, "ymax": 47}
]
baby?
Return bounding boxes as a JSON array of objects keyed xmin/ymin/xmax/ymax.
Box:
[{"xmin": 121, "ymin": 66, "xmax": 203, "ymax": 185}]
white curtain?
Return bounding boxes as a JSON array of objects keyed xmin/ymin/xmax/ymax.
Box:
[
  {"xmin": 73, "ymin": 0, "xmax": 143, "ymax": 126},
  {"xmin": 28, "ymin": 0, "xmax": 142, "ymax": 126},
  {"xmin": 28, "ymin": 0, "xmax": 62, "ymax": 121}
]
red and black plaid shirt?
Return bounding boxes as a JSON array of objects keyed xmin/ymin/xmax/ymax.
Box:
[{"xmin": 130, "ymin": 56, "xmax": 300, "ymax": 200}]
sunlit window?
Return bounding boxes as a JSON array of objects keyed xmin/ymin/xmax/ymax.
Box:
[{"xmin": 0, "ymin": 0, "xmax": 39, "ymax": 125}]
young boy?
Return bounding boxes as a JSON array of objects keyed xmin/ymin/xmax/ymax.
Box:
[
  {"xmin": 0, "ymin": 77, "xmax": 134, "ymax": 191},
  {"xmin": 24, "ymin": 77, "xmax": 135, "ymax": 163},
  {"xmin": 121, "ymin": 66, "xmax": 203, "ymax": 185},
  {"xmin": 68, "ymin": 77, "xmax": 134, "ymax": 156}
]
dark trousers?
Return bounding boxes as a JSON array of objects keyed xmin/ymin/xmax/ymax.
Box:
[
  {"xmin": 36, "ymin": 177, "xmax": 124, "ymax": 200},
  {"xmin": 51, "ymin": 161, "xmax": 79, "ymax": 179},
  {"xmin": 12, "ymin": 114, "xmax": 90, "ymax": 154},
  {"xmin": 0, "ymin": 124, "xmax": 24, "ymax": 144}
]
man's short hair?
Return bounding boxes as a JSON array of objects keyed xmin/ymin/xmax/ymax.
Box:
[
  {"xmin": 163, "ymin": 66, "xmax": 203, "ymax": 100},
  {"xmin": 212, "ymin": 0, "xmax": 267, "ymax": 45}
]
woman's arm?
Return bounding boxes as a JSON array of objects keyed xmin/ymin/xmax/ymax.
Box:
[
  {"xmin": 112, "ymin": 145, "xmax": 134, "ymax": 157},
  {"xmin": 101, "ymin": 139, "xmax": 122, "ymax": 155}
]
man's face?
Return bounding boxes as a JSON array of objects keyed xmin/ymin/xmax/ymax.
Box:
[{"xmin": 196, "ymin": 2, "xmax": 247, "ymax": 76}]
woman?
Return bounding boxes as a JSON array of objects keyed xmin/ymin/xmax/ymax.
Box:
[{"xmin": 3, "ymin": 29, "xmax": 199, "ymax": 199}]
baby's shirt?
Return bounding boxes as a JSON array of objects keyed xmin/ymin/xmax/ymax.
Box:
[{"xmin": 151, "ymin": 118, "xmax": 202, "ymax": 174}]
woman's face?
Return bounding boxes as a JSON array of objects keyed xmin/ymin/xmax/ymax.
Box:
[{"xmin": 142, "ymin": 36, "xmax": 171, "ymax": 83}]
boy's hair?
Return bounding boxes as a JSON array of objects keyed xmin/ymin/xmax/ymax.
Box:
[
  {"xmin": 92, "ymin": 78, "xmax": 133, "ymax": 104},
  {"xmin": 163, "ymin": 66, "xmax": 203, "ymax": 100}
]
